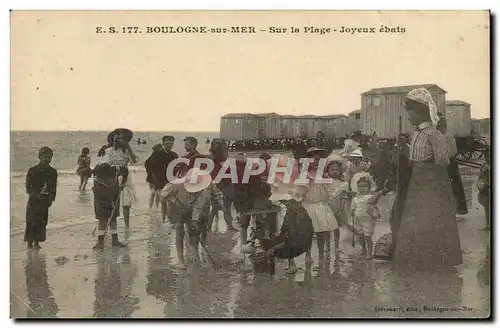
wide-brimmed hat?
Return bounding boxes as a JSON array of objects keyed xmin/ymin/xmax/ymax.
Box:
[
  {"xmin": 347, "ymin": 148, "xmax": 364, "ymax": 158},
  {"xmin": 107, "ymin": 128, "xmax": 133, "ymax": 145},
  {"xmin": 173, "ymin": 167, "xmax": 212, "ymax": 193},
  {"xmin": 306, "ymin": 147, "xmax": 328, "ymax": 157},
  {"xmin": 326, "ymin": 153, "xmax": 344, "ymax": 164}
]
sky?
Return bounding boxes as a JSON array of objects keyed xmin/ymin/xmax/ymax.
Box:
[{"xmin": 11, "ymin": 10, "xmax": 490, "ymax": 132}]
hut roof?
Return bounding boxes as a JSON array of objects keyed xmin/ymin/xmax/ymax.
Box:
[
  {"xmin": 319, "ymin": 114, "xmax": 347, "ymax": 119},
  {"xmin": 256, "ymin": 112, "xmax": 280, "ymax": 117},
  {"xmin": 349, "ymin": 109, "xmax": 361, "ymax": 115},
  {"xmin": 222, "ymin": 113, "xmax": 258, "ymax": 118},
  {"xmin": 281, "ymin": 115, "xmax": 296, "ymax": 118},
  {"xmin": 446, "ymin": 100, "xmax": 471, "ymax": 106},
  {"xmin": 362, "ymin": 84, "xmax": 447, "ymax": 95},
  {"xmin": 296, "ymin": 115, "xmax": 317, "ymax": 119}
]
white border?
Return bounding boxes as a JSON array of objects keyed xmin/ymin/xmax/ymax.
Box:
[{"xmin": 4, "ymin": 1, "xmax": 498, "ymax": 327}]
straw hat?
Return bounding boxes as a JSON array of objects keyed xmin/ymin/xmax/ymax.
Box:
[
  {"xmin": 347, "ymin": 148, "xmax": 364, "ymax": 158},
  {"xmin": 173, "ymin": 168, "xmax": 212, "ymax": 193},
  {"xmin": 107, "ymin": 128, "xmax": 133, "ymax": 145}
]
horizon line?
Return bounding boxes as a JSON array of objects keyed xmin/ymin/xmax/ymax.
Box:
[{"xmin": 10, "ymin": 129, "xmax": 220, "ymax": 133}]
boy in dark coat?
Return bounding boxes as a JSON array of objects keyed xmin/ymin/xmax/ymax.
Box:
[
  {"xmin": 24, "ymin": 147, "xmax": 58, "ymax": 249},
  {"xmin": 92, "ymin": 163, "xmax": 128, "ymax": 249}
]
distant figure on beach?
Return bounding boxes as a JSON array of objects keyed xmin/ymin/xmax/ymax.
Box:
[
  {"xmin": 137, "ymin": 138, "xmax": 142, "ymax": 146},
  {"xmin": 24, "ymin": 147, "xmax": 58, "ymax": 250},
  {"xmin": 92, "ymin": 163, "xmax": 128, "ymax": 249},
  {"xmin": 142, "ymin": 140, "xmax": 147, "ymax": 145},
  {"xmin": 206, "ymin": 137, "xmax": 210, "ymax": 144},
  {"xmin": 76, "ymin": 147, "xmax": 92, "ymax": 191},
  {"xmin": 145, "ymin": 144, "xmax": 163, "ymax": 210},
  {"xmin": 100, "ymin": 128, "xmax": 138, "ymax": 229}
]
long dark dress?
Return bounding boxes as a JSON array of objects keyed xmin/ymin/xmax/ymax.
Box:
[
  {"xmin": 388, "ymin": 144, "xmax": 413, "ymax": 248},
  {"xmin": 395, "ymin": 125, "xmax": 462, "ymax": 270},
  {"xmin": 447, "ymin": 157, "xmax": 468, "ymax": 215},
  {"xmin": 24, "ymin": 164, "xmax": 57, "ymax": 243}
]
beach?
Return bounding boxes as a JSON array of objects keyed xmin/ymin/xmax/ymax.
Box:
[{"xmin": 10, "ymin": 168, "xmax": 490, "ymax": 318}]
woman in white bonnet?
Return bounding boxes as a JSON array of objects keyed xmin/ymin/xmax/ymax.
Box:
[{"xmin": 394, "ymin": 87, "xmax": 462, "ymax": 270}]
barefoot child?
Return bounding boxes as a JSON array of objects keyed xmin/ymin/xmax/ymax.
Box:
[
  {"xmin": 24, "ymin": 147, "xmax": 58, "ymax": 249},
  {"xmin": 92, "ymin": 163, "xmax": 128, "ymax": 250},
  {"xmin": 300, "ymin": 148, "xmax": 339, "ymax": 266},
  {"xmin": 76, "ymin": 147, "xmax": 92, "ymax": 191},
  {"xmin": 325, "ymin": 156, "xmax": 349, "ymax": 254},
  {"xmin": 145, "ymin": 143, "xmax": 163, "ymax": 210},
  {"xmin": 350, "ymin": 172, "xmax": 380, "ymax": 259},
  {"xmin": 161, "ymin": 168, "xmax": 226, "ymax": 269}
]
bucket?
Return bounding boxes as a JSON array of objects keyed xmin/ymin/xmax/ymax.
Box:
[{"xmin": 249, "ymin": 252, "xmax": 276, "ymax": 275}]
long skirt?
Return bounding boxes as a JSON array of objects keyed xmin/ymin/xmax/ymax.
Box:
[
  {"xmin": 447, "ymin": 158, "xmax": 468, "ymax": 215},
  {"xmin": 24, "ymin": 197, "xmax": 49, "ymax": 243},
  {"xmin": 389, "ymin": 164, "xmax": 413, "ymax": 249},
  {"xmin": 303, "ymin": 202, "xmax": 338, "ymax": 233},
  {"xmin": 395, "ymin": 162, "xmax": 462, "ymax": 270},
  {"xmin": 119, "ymin": 174, "xmax": 137, "ymax": 207}
]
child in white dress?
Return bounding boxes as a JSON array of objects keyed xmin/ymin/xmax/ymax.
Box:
[
  {"xmin": 298, "ymin": 148, "xmax": 339, "ymax": 266},
  {"xmin": 325, "ymin": 156, "xmax": 349, "ymax": 254},
  {"xmin": 350, "ymin": 172, "xmax": 380, "ymax": 260}
]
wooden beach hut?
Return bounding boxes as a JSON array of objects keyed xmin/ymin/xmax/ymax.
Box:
[
  {"xmin": 279, "ymin": 115, "xmax": 297, "ymax": 139},
  {"xmin": 297, "ymin": 115, "xmax": 317, "ymax": 139},
  {"xmin": 348, "ymin": 110, "xmax": 362, "ymax": 134},
  {"xmin": 318, "ymin": 115, "xmax": 346, "ymax": 138},
  {"xmin": 361, "ymin": 84, "xmax": 447, "ymax": 138},
  {"xmin": 257, "ymin": 112, "xmax": 281, "ymax": 140},
  {"xmin": 220, "ymin": 113, "xmax": 260, "ymax": 141},
  {"xmin": 445, "ymin": 100, "xmax": 471, "ymax": 137}
]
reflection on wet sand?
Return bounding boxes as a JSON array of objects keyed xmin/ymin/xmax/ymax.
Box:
[
  {"xmin": 140, "ymin": 210, "xmax": 486, "ymax": 319},
  {"xmin": 93, "ymin": 249, "xmax": 140, "ymax": 318},
  {"xmin": 24, "ymin": 251, "xmax": 59, "ymax": 318},
  {"xmin": 145, "ymin": 216, "xmax": 239, "ymax": 318}
]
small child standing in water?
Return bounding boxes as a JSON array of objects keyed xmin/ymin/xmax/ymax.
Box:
[
  {"xmin": 25, "ymin": 147, "xmax": 58, "ymax": 249},
  {"xmin": 350, "ymin": 172, "xmax": 380, "ymax": 260},
  {"xmin": 325, "ymin": 158, "xmax": 349, "ymax": 254},
  {"xmin": 77, "ymin": 147, "xmax": 92, "ymax": 191},
  {"xmin": 92, "ymin": 163, "xmax": 128, "ymax": 250}
]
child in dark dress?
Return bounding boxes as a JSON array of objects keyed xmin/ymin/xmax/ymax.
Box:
[
  {"xmin": 24, "ymin": 147, "xmax": 58, "ymax": 249},
  {"xmin": 92, "ymin": 163, "xmax": 128, "ymax": 250},
  {"xmin": 263, "ymin": 198, "xmax": 314, "ymax": 274},
  {"xmin": 77, "ymin": 147, "xmax": 92, "ymax": 191}
]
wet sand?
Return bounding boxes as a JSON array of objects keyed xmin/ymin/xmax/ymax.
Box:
[{"xmin": 10, "ymin": 171, "xmax": 490, "ymax": 319}]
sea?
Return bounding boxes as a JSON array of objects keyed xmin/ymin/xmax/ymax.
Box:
[
  {"xmin": 10, "ymin": 131, "xmax": 220, "ymax": 176},
  {"xmin": 9, "ymin": 131, "xmax": 219, "ymax": 238}
]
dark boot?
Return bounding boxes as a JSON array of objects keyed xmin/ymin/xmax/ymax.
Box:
[
  {"xmin": 93, "ymin": 235, "xmax": 104, "ymax": 250},
  {"xmin": 111, "ymin": 234, "xmax": 127, "ymax": 248}
]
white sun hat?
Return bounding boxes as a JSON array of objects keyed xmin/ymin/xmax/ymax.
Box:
[
  {"xmin": 347, "ymin": 148, "xmax": 364, "ymax": 158},
  {"xmin": 175, "ymin": 168, "xmax": 213, "ymax": 193}
]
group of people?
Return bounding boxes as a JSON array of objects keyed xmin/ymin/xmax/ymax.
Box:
[{"xmin": 24, "ymin": 87, "xmax": 490, "ymax": 276}]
